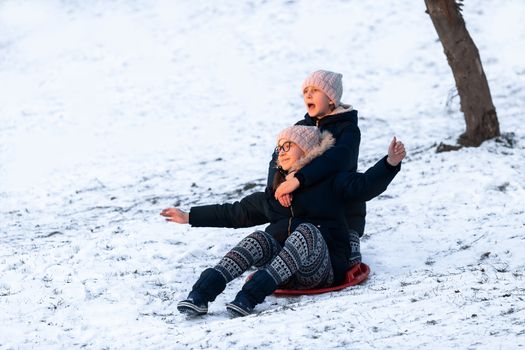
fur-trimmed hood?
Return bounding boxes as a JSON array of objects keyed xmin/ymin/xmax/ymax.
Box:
[
  {"xmin": 329, "ymin": 103, "xmax": 353, "ymax": 116},
  {"xmin": 278, "ymin": 130, "xmax": 335, "ymax": 173}
]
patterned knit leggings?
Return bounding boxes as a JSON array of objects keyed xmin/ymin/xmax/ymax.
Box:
[{"xmin": 214, "ymin": 223, "xmax": 334, "ymax": 289}]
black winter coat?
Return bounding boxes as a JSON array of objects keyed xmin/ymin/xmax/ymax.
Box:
[
  {"xmin": 267, "ymin": 109, "xmax": 368, "ymax": 235},
  {"xmin": 190, "ymin": 156, "xmax": 400, "ymax": 285}
]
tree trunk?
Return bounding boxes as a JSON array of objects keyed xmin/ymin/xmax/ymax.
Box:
[{"xmin": 425, "ymin": 0, "xmax": 500, "ymax": 147}]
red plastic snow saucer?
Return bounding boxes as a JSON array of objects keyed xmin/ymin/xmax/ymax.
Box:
[{"xmin": 245, "ymin": 262, "xmax": 370, "ymax": 296}]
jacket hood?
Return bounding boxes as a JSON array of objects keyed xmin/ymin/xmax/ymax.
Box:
[
  {"xmin": 330, "ymin": 103, "xmax": 353, "ymax": 116},
  {"xmin": 302, "ymin": 106, "xmax": 358, "ymax": 128}
]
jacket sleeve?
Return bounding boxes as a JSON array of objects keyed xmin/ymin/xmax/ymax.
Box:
[
  {"xmin": 295, "ymin": 124, "xmax": 360, "ymax": 188},
  {"xmin": 334, "ymin": 156, "xmax": 401, "ymax": 202},
  {"xmin": 189, "ymin": 192, "xmax": 270, "ymax": 228}
]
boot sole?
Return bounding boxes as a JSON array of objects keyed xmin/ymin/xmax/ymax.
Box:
[
  {"xmin": 177, "ymin": 301, "xmax": 208, "ymax": 316},
  {"xmin": 225, "ymin": 303, "xmax": 251, "ymax": 317}
]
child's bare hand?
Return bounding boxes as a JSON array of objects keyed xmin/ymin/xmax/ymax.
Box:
[
  {"xmin": 386, "ymin": 136, "xmax": 406, "ymax": 166},
  {"xmin": 160, "ymin": 207, "xmax": 189, "ymax": 224},
  {"xmin": 276, "ymin": 193, "xmax": 293, "ymax": 207},
  {"xmin": 274, "ymin": 177, "xmax": 300, "ymax": 200}
]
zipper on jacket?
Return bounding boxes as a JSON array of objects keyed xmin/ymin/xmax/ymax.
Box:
[{"xmin": 287, "ymin": 204, "xmax": 295, "ymax": 236}]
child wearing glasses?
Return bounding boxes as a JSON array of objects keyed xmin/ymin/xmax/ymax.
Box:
[{"xmin": 161, "ymin": 125, "xmax": 405, "ymax": 317}]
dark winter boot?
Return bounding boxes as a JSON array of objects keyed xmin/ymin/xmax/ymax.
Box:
[
  {"xmin": 226, "ymin": 269, "xmax": 277, "ymax": 317},
  {"xmin": 177, "ymin": 268, "xmax": 226, "ymax": 316}
]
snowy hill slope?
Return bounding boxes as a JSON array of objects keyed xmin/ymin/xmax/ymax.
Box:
[{"xmin": 0, "ymin": 1, "xmax": 524, "ymax": 349}]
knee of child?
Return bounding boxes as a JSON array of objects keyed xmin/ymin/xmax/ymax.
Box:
[{"xmin": 296, "ymin": 223, "xmax": 321, "ymax": 237}]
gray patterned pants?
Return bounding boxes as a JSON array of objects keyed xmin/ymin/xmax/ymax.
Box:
[{"xmin": 214, "ymin": 223, "xmax": 334, "ymax": 289}]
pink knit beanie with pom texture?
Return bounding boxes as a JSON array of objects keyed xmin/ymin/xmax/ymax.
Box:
[
  {"xmin": 301, "ymin": 70, "xmax": 343, "ymax": 107},
  {"xmin": 277, "ymin": 125, "xmax": 321, "ymax": 155}
]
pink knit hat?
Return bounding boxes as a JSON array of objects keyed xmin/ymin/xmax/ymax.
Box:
[
  {"xmin": 277, "ymin": 125, "xmax": 321, "ymax": 154},
  {"xmin": 276, "ymin": 125, "xmax": 335, "ymax": 171},
  {"xmin": 301, "ymin": 70, "xmax": 343, "ymax": 107}
]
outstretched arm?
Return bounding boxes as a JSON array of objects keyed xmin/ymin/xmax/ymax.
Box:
[
  {"xmin": 161, "ymin": 192, "xmax": 269, "ymax": 229},
  {"xmin": 336, "ymin": 137, "xmax": 405, "ymax": 201}
]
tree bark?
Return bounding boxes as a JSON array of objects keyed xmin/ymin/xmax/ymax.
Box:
[{"xmin": 425, "ymin": 0, "xmax": 500, "ymax": 147}]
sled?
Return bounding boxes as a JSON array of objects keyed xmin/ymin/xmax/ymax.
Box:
[
  {"xmin": 247, "ymin": 262, "xmax": 370, "ymax": 296},
  {"xmin": 273, "ymin": 262, "xmax": 370, "ymax": 296}
]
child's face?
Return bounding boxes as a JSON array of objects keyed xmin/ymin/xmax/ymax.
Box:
[
  {"xmin": 276, "ymin": 141, "xmax": 305, "ymax": 171},
  {"xmin": 303, "ymin": 86, "xmax": 333, "ymax": 118}
]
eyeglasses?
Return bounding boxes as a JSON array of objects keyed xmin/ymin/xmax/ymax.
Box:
[{"xmin": 275, "ymin": 141, "xmax": 293, "ymax": 154}]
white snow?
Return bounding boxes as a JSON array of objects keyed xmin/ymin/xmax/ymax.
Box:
[{"xmin": 1, "ymin": 0, "xmax": 524, "ymax": 349}]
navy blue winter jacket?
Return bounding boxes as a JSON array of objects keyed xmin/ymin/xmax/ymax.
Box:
[{"xmin": 190, "ymin": 156, "xmax": 400, "ymax": 285}]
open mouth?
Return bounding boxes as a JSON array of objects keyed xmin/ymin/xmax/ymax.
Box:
[{"xmin": 307, "ymin": 103, "xmax": 315, "ymax": 110}]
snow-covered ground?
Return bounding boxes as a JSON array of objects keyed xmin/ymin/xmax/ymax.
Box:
[{"xmin": 1, "ymin": 0, "xmax": 524, "ymax": 348}]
